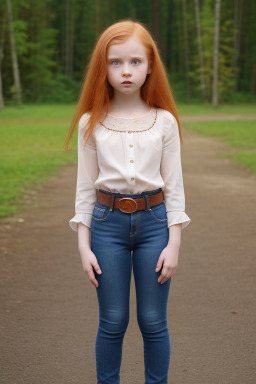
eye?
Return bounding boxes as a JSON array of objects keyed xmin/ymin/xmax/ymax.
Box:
[
  {"xmin": 132, "ymin": 59, "xmax": 140, "ymax": 65},
  {"xmin": 112, "ymin": 60, "xmax": 119, "ymax": 66}
]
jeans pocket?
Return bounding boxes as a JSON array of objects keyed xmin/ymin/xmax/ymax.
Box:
[
  {"xmin": 149, "ymin": 202, "xmax": 168, "ymax": 223},
  {"xmin": 92, "ymin": 201, "xmax": 112, "ymax": 222}
]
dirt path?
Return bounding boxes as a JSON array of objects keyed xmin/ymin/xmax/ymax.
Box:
[
  {"xmin": 1, "ymin": 126, "xmax": 256, "ymax": 384},
  {"xmin": 180, "ymin": 113, "xmax": 256, "ymax": 122}
]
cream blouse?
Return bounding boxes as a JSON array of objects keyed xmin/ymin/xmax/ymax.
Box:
[{"xmin": 69, "ymin": 107, "xmax": 191, "ymax": 231}]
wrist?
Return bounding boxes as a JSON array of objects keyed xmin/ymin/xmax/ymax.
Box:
[
  {"xmin": 77, "ymin": 223, "xmax": 91, "ymax": 252},
  {"xmin": 168, "ymin": 223, "xmax": 181, "ymax": 248},
  {"xmin": 78, "ymin": 243, "xmax": 91, "ymax": 253},
  {"xmin": 167, "ymin": 240, "xmax": 180, "ymax": 249}
]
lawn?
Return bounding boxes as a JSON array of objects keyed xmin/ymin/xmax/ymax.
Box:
[{"xmin": 0, "ymin": 105, "xmax": 78, "ymax": 217}]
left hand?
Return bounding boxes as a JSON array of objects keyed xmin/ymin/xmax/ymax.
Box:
[{"xmin": 155, "ymin": 243, "xmax": 180, "ymax": 284}]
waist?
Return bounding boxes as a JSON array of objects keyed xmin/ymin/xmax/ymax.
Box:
[{"xmin": 97, "ymin": 188, "xmax": 164, "ymax": 213}]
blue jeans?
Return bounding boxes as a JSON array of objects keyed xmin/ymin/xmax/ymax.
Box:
[{"xmin": 91, "ymin": 188, "xmax": 171, "ymax": 384}]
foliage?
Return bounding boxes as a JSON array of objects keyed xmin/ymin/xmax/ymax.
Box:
[{"xmin": 1, "ymin": 0, "xmax": 256, "ymax": 104}]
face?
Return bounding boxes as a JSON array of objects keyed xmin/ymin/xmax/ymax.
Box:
[{"xmin": 106, "ymin": 35, "xmax": 151, "ymax": 96}]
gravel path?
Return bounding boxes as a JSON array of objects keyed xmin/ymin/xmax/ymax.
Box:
[{"xmin": 0, "ymin": 126, "xmax": 255, "ymax": 384}]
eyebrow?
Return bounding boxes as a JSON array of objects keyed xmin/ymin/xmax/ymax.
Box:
[{"xmin": 107, "ymin": 56, "xmax": 144, "ymax": 60}]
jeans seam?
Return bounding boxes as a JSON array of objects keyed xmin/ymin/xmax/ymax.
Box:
[
  {"xmin": 92, "ymin": 208, "xmax": 112, "ymax": 221},
  {"xmin": 149, "ymin": 207, "xmax": 168, "ymax": 222},
  {"xmin": 130, "ymin": 212, "xmax": 138, "ymax": 238}
]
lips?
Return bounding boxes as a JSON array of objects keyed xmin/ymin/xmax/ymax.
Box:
[{"xmin": 122, "ymin": 81, "xmax": 132, "ymax": 84}]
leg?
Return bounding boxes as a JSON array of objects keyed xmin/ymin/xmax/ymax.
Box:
[
  {"xmin": 132, "ymin": 221, "xmax": 171, "ymax": 384},
  {"xmin": 91, "ymin": 219, "xmax": 132, "ymax": 384}
]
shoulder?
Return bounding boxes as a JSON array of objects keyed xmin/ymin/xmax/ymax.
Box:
[
  {"xmin": 78, "ymin": 112, "xmax": 91, "ymax": 131},
  {"xmin": 157, "ymin": 108, "xmax": 178, "ymax": 133},
  {"xmin": 157, "ymin": 108, "xmax": 177, "ymax": 123}
]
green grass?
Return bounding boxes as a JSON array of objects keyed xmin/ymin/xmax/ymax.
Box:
[
  {"xmin": 178, "ymin": 103, "xmax": 256, "ymax": 115},
  {"xmin": 0, "ymin": 103, "xmax": 256, "ymax": 218},
  {"xmin": 0, "ymin": 104, "xmax": 78, "ymax": 217},
  {"xmin": 183, "ymin": 120, "xmax": 256, "ymax": 174}
]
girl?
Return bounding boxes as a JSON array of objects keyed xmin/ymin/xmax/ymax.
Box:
[{"xmin": 64, "ymin": 19, "xmax": 191, "ymax": 384}]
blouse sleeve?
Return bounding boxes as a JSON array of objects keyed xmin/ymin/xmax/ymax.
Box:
[
  {"xmin": 69, "ymin": 113, "xmax": 99, "ymax": 232},
  {"xmin": 160, "ymin": 113, "xmax": 191, "ymax": 230}
]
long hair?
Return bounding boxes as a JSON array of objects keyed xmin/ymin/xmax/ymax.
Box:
[{"xmin": 64, "ymin": 19, "xmax": 183, "ymax": 151}]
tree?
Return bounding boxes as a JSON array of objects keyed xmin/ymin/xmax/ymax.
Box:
[
  {"xmin": 152, "ymin": 0, "xmax": 160, "ymax": 44},
  {"xmin": 194, "ymin": 0, "xmax": 206, "ymax": 102},
  {"xmin": 233, "ymin": 0, "xmax": 243, "ymax": 91},
  {"xmin": 65, "ymin": 0, "xmax": 74, "ymax": 77},
  {"xmin": 7, "ymin": 0, "xmax": 22, "ymax": 104},
  {"xmin": 212, "ymin": 0, "xmax": 221, "ymax": 107},
  {"xmin": 0, "ymin": 7, "xmax": 7, "ymax": 109},
  {"xmin": 182, "ymin": 0, "xmax": 190, "ymax": 97},
  {"xmin": 95, "ymin": 0, "xmax": 100, "ymax": 38}
]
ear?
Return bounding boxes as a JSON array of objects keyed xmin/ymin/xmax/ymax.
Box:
[{"xmin": 147, "ymin": 66, "xmax": 151, "ymax": 75}]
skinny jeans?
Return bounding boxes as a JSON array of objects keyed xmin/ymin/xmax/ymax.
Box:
[{"xmin": 90, "ymin": 188, "xmax": 171, "ymax": 384}]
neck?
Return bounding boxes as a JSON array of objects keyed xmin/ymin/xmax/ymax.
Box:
[{"xmin": 109, "ymin": 91, "xmax": 149, "ymax": 115}]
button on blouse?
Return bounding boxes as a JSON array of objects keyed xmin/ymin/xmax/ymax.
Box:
[{"xmin": 69, "ymin": 107, "xmax": 191, "ymax": 231}]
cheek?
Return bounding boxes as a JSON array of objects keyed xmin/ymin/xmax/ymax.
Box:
[
  {"xmin": 137, "ymin": 67, "xmax": 149, "ymax": 81},
  {"xmin": 107, "ymin": 68, "xmax": 117, "ymax": 84},
  {"xmin": 137, "ymin": 64, "xmax": 149, "ymax": 76}
]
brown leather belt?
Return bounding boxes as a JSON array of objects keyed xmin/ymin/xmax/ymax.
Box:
[{"xmin": 97, "ymin": 189, "xmax": 164, "ymax": 213}]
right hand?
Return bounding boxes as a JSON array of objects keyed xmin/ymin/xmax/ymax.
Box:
[
  {"xmin": 79, "ymin": 247, "xmax": 102, "ymax": 288},
  {"xmin": 77, "ymin": 223, "xmax": 102, "ymax": 288}
]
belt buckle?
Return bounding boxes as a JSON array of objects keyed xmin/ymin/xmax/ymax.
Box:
[{"xmin": 119, "ymin": 198, "xmax": 137, "ymax": 213}]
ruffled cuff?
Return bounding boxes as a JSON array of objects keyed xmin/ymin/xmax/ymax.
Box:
[
  {"xmin": 69, "ymin": 213, "xmax": 92, "ymax": 232},
  {"xmin": 167, "ymin": 211, "xmax": 191, "ymax": 230}
]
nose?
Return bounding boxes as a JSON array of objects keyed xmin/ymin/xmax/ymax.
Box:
[{"xmin": 122, "ymin": 63, "xmax": 132, "ymax": 77}]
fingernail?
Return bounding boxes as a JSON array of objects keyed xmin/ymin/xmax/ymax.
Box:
[{"xmin": 98, "ymin": 270, "xmax": 102, "ymax": 274}]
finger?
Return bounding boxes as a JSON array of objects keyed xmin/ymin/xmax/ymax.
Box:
[
  {"xmin": 155, "ymin": 255, "xmax": 164, "ymax": 272},
  {"xmin": 170, "ymin": 266, "xmax": 177, "ymax": 277},
  {"xmin": 87, "ymin": 268, "xmax": 99, "ymax": 288},
  {"xmin": 165, "ymin": 267, "xmax": 176, "ymax": 281},
  {"xmin": 158, "ymin": 267, "xmax": 168, "ymax": 283},
  {"xmin": 160, "ymin": 271, "xmax": 172, "ymax": 284},
  {"xmin": 92, "ymin": 260, "xmax": 102, "ymax": 275}
]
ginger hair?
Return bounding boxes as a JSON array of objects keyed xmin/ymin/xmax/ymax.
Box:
[{"xmin": 64, "ymin": 19, "xmax": 183, "ymax": 151}]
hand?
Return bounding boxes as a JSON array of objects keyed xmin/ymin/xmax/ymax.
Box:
[
  {"xmin": 79, "ymin": 247, "xmax": 102, "ymax": 288},
  {"xmin": 155, "ymin": 243, "xmax": 180, "ymax": 284}
]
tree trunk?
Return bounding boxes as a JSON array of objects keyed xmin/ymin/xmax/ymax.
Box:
[
  {"xmin": 233, "ymin": 0, "xmax": 243, "ymax": 92},
  {"xmin": 0, "ymin": 11, "xmax": 7, "ymax": 110},
  {"xmin": 194, "ymin": 0, "xmax": 206, "ymax": 102},
  {"xmin": 182, "ymin": 0, "xmax": 190, "ymax": 97},
  {"xmin": 95, "ymin": 0, "xmax": 100, "ymax": 38},
  {"xmin": 212, "ymin": 0, "xmax": 221, "ymax": 107},
  {"xmin": 0, "ymin": 45, "xmax": 4, "ymax": 109},
  {"xmin": 7, "ymin": 0, "xmax": 22, "ymax": 105},
  {"xmin": 152, "ymin": 0, "xmax": 159, "ymax": 44},
  {"xmin": 65, "ymin": 0, "xmax": 74, "ymax": 77}
]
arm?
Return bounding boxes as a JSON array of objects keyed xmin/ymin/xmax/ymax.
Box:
[
  {"xmin": 156, "ymin": 114, "xmax": 191, "ymax": 283},
  {"xmin": 160, "ymin": 114, "xmax": 191, "ymax": 231},
  {"xmin": 78, "ymin": 223, "xmax": 102, "ymax": 288},
  {"xmin": 69, "ymin": 114, "xmax": 101, "ymax": 287},
  {"xmin": 168, "ymin": 223, "xmax": 182, "ymax": 248},
  {"xmin": 78, "ymin": 222, "xmax": 91, "ymax": 252},
  {"xmin": 69, "ymin": 113, "xmax": 99, "ymax": 234}
]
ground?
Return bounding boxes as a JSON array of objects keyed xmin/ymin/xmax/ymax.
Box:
[{"xmin": 0, "ymin": 120, "xmax": 256, "ymax": 383}]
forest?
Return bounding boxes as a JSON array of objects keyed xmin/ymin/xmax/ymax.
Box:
[{"xmin": 0, "ymin": 0, "xmax": 255, "ymax": 108}]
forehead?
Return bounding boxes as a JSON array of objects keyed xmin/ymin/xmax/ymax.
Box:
[{"xmin": 107, "ymin": 36, "xmax": 147, "ymax": 58}]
